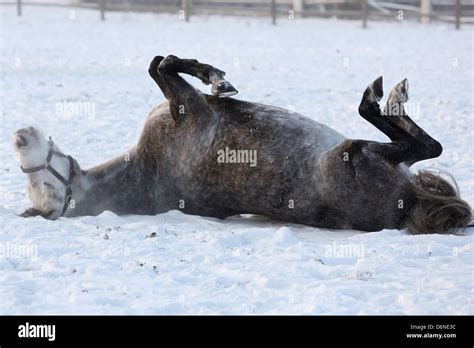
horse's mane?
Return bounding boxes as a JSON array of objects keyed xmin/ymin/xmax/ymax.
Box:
[{"xmin": 406, "ymin": 168, "xmax": 472, "ymax": 234}]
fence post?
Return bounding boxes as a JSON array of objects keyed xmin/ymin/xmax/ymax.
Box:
[
  {"xmin": 271, "ymin": 0, "xmax": 276, "ymax": 25},
  {"xmin": 99, "ymin": 0, "xmax": 106, "ymax": 20},
  {"xmin": 361, "ymin": 0, "xmax": 368, "ymax": 28},
  {"xmin": 17, "ymin": 0, "xmax": 21, "ymax": 16},
  {"xmin": 455, "ymin": 0, "xmax": 461, "ymax": 29},
  {"xmin": 182, "ymin": 0, "xmax": 191, "ymax": 22},
  {"xmin": 293, "ymin": 0, "xmax": 303, "ymax": 17},
  {"xmin": 420, "ymin": 0, "xmax": 431, "ymax": 24}
]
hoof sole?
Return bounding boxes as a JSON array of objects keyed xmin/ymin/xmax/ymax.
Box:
[{"xmin": 212, "ymin": 80, "xmax": 238, "ymax": 97}]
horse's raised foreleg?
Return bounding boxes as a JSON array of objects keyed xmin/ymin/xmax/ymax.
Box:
[
  {"xmin": 148, "ymin": 55, "xmax": 237, "ymax": 125},
  {"xmin": 148, "ymin": 55, "xmax": 211, "ymax": 124},
  {"xmin": 358, "ymin": 77, "xmax": 442, "ymax": 165},
  {"xmin": 160, "ymin": 56, "xmax": 238, "ymax": 97}
]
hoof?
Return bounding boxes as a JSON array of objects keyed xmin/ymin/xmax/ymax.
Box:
[
  {"xmin": 149, "ymin": 56, "xmax": 164, "ymax": 74},
  {"xmin": 361, "ymin": 76, "xmax": 383, "ymax": 105},
  {"xmin": 212, "ymin": 80, "xmax": 238, "ymax": 98},
  {"xmin": 372, "ymin": 76, "xmax": 384, "ymax": 101},
  {"xmin": 384, "ymin": 78, "xmax": 409, "ymax": 116},
  {"xmin": 369, "ymin": 76, "xmax": 384, "ymax": 102},
  {"xmin": 392, "ymin": 78, "xmax": 409, "ymax": 103}
]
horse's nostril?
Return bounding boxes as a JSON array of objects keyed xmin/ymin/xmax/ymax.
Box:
[
  {"xmin": 13, "ymin": 128, "xmax": 36, "ymax": 148},
  {"xmin": 15, "ymin": 127, "xmax": 36, "ymax": 138},
  {"xmin": 14, "ymin": 133, "xmax": 28, "ymax": 147}
]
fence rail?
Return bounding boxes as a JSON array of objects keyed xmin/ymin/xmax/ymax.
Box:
[{"xmin": 2, "ymin": 0, "xmax": 473, "ymax": 28}]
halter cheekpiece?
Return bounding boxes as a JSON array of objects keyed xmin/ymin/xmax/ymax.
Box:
[{"xmin": 20, "ymin": 136, "xmax": 76, "ymax": 217}]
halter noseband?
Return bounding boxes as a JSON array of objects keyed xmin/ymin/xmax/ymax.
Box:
[{"xmin": 20, "ymin": 137, "xmax": 76, "ymax": 217}]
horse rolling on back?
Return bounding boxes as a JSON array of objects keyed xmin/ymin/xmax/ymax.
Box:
[{"xmin": 14, "ymin": 55, "xmax": 472, "ymax": 234}]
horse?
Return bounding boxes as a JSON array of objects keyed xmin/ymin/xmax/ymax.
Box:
[{"xmin": 13, "ymin": 55, "xmax": 472, "ymax": 234}]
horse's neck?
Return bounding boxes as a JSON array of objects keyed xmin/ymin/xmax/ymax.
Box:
[{"xmin": 68, "ymin": 148, "xmax": 152, "ymax": 217}]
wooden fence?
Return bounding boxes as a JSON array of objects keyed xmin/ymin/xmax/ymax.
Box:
[{"xmin": 5, "ymin": 0, "xmax": 474, "ymax": 29}]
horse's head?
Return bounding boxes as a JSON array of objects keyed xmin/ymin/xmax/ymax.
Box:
[
  {"xmin": 13, "ymin": 127, "xmax": 51, "ymax": 168},
  {"xmin": 13, "ymin": 127, "xmax": 78, "ymax": 219}
]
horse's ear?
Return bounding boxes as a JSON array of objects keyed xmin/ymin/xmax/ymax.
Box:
[
  {"xmin": 18, "ymin": 207, "xmax": 53, "ymax": 218},
  {"xmin": 18, "ymin": 207, "xmax": 43, "ymax": 218}
]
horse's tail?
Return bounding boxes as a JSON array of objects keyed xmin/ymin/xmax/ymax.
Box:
[{"xmin": 406, "ymin": 169, "xmax": 472, "ymax": 234}]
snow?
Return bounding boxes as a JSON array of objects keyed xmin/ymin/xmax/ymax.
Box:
[{"xmin": 0, "ymin": 6, "xmax": 473, "ymax": 314}]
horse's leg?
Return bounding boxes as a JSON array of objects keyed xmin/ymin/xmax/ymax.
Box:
[
  {"xmin": 148, "ymin": 55, "xmax": 214, "ymax": 125},
  {"xmin": 383, "ymin": 78, "xmax": 443, "ymax": 165},
  {"xmin": 153, "ymin": 55, "xmax": 237, "ymax": 97},
  {"xmin": 357, "ymin": 76, "xmax": 403, "ymax": 141},
  {"xmin": 384, "ymin": 78, "xmax": 409, "ymax": 117},
  {"xmin": 358, "ymin": 77, "xmax": 442, "ymax": 165},
  {"xmin": 162, "ymin": 56, "xmax": 238, "ymax": 97},
  {"xmin": 383, "ymin": 79, "xmax": 442, "ymax": 161},
  {"xmin": 149, "ymin": 55, "xmax": 238, "ymax": 124}
]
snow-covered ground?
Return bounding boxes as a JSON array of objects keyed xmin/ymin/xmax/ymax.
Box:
[{"xmin": 0, "ymin": 6, "xmax": 472, "ymax": 314}]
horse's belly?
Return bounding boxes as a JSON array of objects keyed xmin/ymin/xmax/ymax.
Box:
[{"xmin": 143, "ymin": 100, "xmax": 346, "ymax": 221}]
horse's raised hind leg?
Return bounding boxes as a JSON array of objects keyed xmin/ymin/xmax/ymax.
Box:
[
  {"xmin": 383, "ymin": 79, "xmax": 442, "ymax": 165},
  {"xmin": 383, "ymin": 79, "xmax": 440, "ymax": 145},
  {"xmin": 384, "ymin": 78, "xmax": 409, "ymax": 116},
  {"xmin": 358, "ymin": 77, "xmax": 442, "ymax": 165},
  {"xmin": 358, "ymin": 76, "xmax": 403, "ymax": 141}
]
